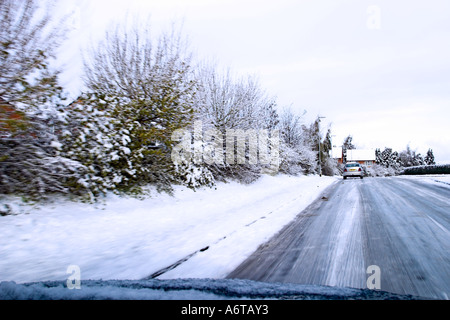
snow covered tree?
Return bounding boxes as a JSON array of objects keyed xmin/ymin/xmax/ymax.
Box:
[
  {"xmin": 0, "ymin": 0, "xmax": 67, "ymax": 108},
  {"xmin": 425, "ymin": 149, "xmax": 435, "ymax": 166},
  {"xmin": 399, "ymin": 145, "xmax": 424, "ymax": 168},
  {"xmin": 195, "ymin": 64, "xmax": 278, "ymax": 132},
  {"xmin": 343, "ymin": 135, "xmax": 356, "ymax": 149},
  {"xmin": 194, "ymin": 64, "xmax": 280, "ymax": 182},
  {"xmin": 391, "ymin": 150, "xmax": 401, "ymax": 168},
  {"xmin": 0, "ymin": 0, "xmax": 77, "ymax": 199},
  {"xmin": 323, "ymin": 129, "xmax": 332, "ymax": 156},
  {"xmin": 375, "ymin": 147, "xmax": 401, "ymax": 171},
  {"xmin": 278, "ymin": 107, "xmax": 316, "ymax": 175},
  {"xmin": 375, "ymin": 148, "xmax": 381, "ymax": 164},
  {"xmin": 342, "ymin": 135, "xmax": 356, "ymax": 163},
  {"xmin": 320, "ymin": 128, "xmax": 338, "ymax": 176},
  {"xmin": 301, "ymin": 117, "xmax": 336, "ymax": 175},
  {"xmin": 279, "ymin": 107, "xmax": 304, "ymax": 147},
  {"xmin": 413, "ymin": 153, "xmax": 424, "ymax": 166},
  {"xmin": 82, "ymin": 21, "xmax": 197, "ymax": 192},
  {"xmin": 380, "ymin": 148, "xmax": 394, "ymax": 167}
]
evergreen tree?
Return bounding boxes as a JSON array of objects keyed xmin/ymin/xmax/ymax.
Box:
[
  {"xmin": 376, "ymin": 147, "xmax": 401, "ymax": 169},
  {"xmin": 323, "ymin": 129, "xmax": 332, "ymax": 156},
  {"xmin": 342, "ymin": 135, "xmax": 356, "ymax": 163},
  {"xmin": 343, "ymin": 135, "xmax": 356, "ymax": 150},
  {"xmin": 425, "ymin": 149, "xmax": 436, "ymax": 165},
  {"xmin": 413, "ymin": 153, "xmax": 424, "ymax": 166},
  {"xmin": 375, "ymin": 148, "xmax": 381, "ymax": 165}
]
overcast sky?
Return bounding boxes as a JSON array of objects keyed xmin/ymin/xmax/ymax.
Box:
[{"xmin": 55, "ymin": 0, "xmax": 450, "ymax": 163}]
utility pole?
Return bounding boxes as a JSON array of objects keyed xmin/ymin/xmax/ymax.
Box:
[{"xmin": 317, "ymin": 116, "xmax": 326, "ymax": 177}]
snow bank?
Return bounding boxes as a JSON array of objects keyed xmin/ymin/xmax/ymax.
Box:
[
  {"xmin": 0, "ymin": 175, "xmax": 338, "ymax": 284},
  {"xmin": 399, "ymin": 174, "xmax": 450, "ymax": 186}
]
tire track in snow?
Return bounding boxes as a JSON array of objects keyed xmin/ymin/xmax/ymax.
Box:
[
  {"xmin": 325, "ymin": 184, "xmax": 365, "ymax": 288},
  {"xmin": 143, "ymin": 187, "xmax": 321, "ymax": 280}
]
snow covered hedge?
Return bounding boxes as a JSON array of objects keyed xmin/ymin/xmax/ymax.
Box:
[{"xmin": 401, "ymin": 164, "xmax": 450, "ymax": 175}]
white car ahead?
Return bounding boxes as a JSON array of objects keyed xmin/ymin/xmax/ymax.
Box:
[{"xmin": 343, "ymin": 162, "xmax": 364, "ymax": 179}]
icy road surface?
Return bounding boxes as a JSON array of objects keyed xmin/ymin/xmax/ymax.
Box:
[{"xmin": 227, "ymin": 177, "xmax": 450, "ymax": 299}]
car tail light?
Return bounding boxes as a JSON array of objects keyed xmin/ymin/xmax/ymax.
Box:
[
  {"xmin": 344, "ymin": 168, "xmax": 347, "ymax": 172},
  {"xmin": 358, "ymin": 168, "xmax": 362, "ymax": 171}
]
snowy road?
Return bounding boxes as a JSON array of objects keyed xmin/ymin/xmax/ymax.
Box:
[{"xmin": 227, "ymin": 177, "xmax": 450, "ymax": 299}]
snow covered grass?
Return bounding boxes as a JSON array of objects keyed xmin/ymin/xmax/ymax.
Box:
[
  {"xmin": 429, "ymin": 175, "xmax": 450, "ymax": 185},
  {"xmin": 399, "ymin": 174, "xmax": 450, "ymax": 186},
  {"xmin": 0, "ymin": 174, "xmax": 339, "ymax": 284}
]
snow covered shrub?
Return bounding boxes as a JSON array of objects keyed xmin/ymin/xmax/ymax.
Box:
[
  {"xmin": 171, "ymin": 126, "xmax": 215, "ymax": 189},
  {"xmin": 59, "ymin": 93, "xmax": 145, "ymax": 198},
  {"xmin": 321, "ymin": 158, "xmax": 340, "ymax": 176},
  {"xmin": 278, "ymin": 142, "xmax": 317, "ymax": 176},
  {"xmin": 0, "ymin": 97, "xmax": 83, "ymax": 199},
  {"xmin": 278, "ymin": 145, "xmax": 303, "ymax": 175},
  {"xmin": 0, "ymin": 131, "xmax": 83, "ymax": 199},
  {"xmin": 176, "ymin": 161, "xmax": 215, "ymax": 189},
  {"xmin": 366, "ymin": 164, "xmax": 398, "ymax": 177}
]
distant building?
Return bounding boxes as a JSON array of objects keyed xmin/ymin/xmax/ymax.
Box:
[
  {"xmin": 346, "ymin": 149, "xmax": 376, "ymax": 167},
  {"xmin": 332, "ymin": 146, "xmax": 343, "ymax": 163},
  {"xmin": 331, "ymin": 147, "xmax": 376, "ymax": 167}
]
